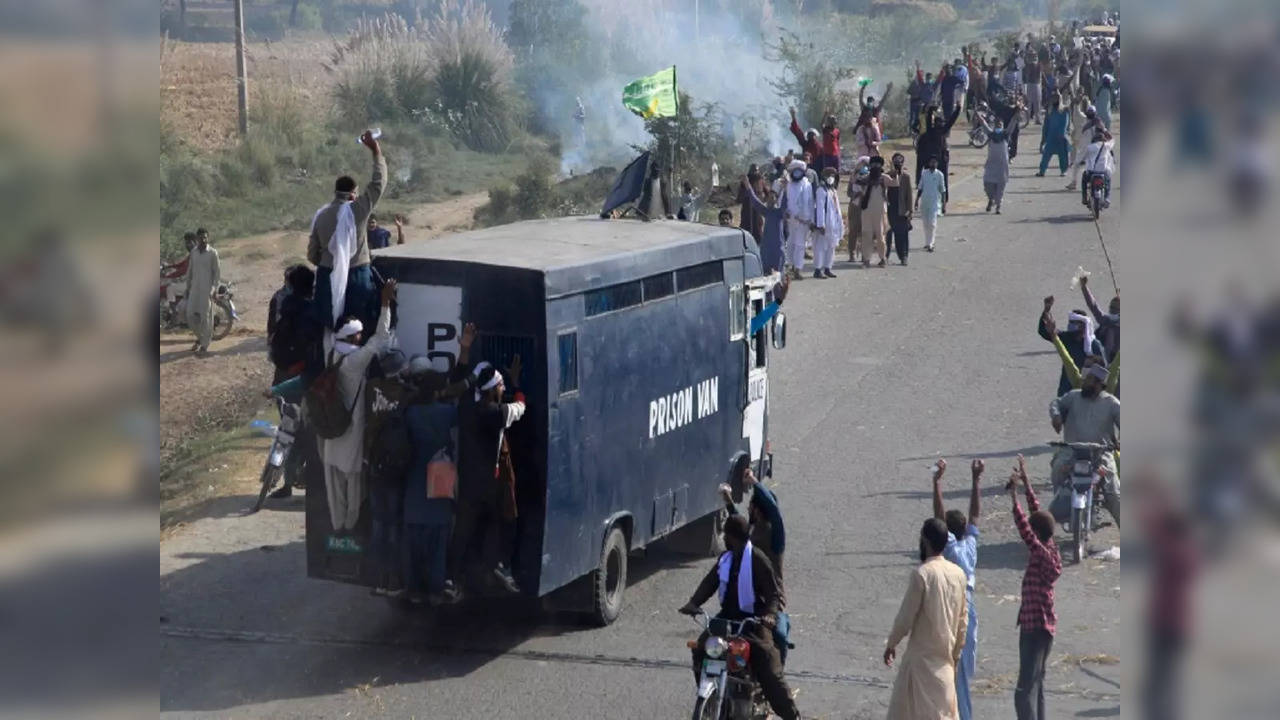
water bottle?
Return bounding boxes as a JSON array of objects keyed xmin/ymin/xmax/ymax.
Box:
[
  {"xmin": 1069, "ymin": 265, "xmax": 1091, "ymax": 290},
  {"xmin": 711, "ymin": 161, "xmax": 720, "ymax": 187},
  {"xmin": 357, "ymin": 127, "xmax": 382, "ymax": 145}
]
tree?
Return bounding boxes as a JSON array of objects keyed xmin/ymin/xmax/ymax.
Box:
[{"xmin": 764, "ymin": 30, "xmax": 861, "ymax": 132}]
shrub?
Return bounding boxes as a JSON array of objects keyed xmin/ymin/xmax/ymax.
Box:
[
  {"xmin": 421, "ymin": 0, "xmax": 520, "ymax": 152},
  {"xmin": 330, "ymin": 14, "xmax": 432, "ymax": 128},
  {"xmin": 765, "ymin": 30, "xmax": 861, "ymax": 136},
  {"xmin": 293, "ymin": 3, "xmax": 323, "ymax": 31},
  {"xmin": 514, "ymin": 156, "xmax": 554, "ymax": 219}
]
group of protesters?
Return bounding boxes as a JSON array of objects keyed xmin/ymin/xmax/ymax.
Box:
[
  {"xmin": 256, "ymin": 131, "xmax": 532, "ymax": 605},
  {"xmin": 709, "ymin": 24, "xmax": 1118, "ymax": 290}
]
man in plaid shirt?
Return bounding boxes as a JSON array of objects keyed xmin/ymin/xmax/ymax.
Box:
[{"xmin": 1008, "ymin": 456, "xmax": 1062, "ymax": 720}]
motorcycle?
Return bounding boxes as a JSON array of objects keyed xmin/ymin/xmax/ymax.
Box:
[
  {"xmin": 967, "ymin": 105, "xmax": 993, "ymax": 148},
  {"xmin": 1049, "ymin": 440, "xmax": 1113, "ymax": 563},
  {"xmin": 1087, "ymin": 172, "xmax": 1109, "ymax": 220},
  {"xmin": 160, "ymin": 269, "xmax": 238, "ymax": 341},
  {"xmin": 685, "ymin": 611, "xmax": 770, "ymax": 720},
  {"xmin": 251, "ymin": 399, "xmax": 306, "ymax": 512}
]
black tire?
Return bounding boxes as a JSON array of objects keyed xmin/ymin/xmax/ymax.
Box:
[
  {"xmin": 590, "ymin": 525, "xmax": 628, "ymax": 626},
  {"xmin": 211, "ymin": 303, "xmax": 234, "ymax": 341},
  {"xmin": 252, "ymin": 462, "xmax": 281, "ymax": 513},
  {"xmin": 1072, "ymin": 506, "xmax": 1087, "ymax": 563},
  {"xmin": 969, "ymin": 127, "xmax": 988, "ymax": 148},
  {"xmin": 692, "ymin": 689, "xmax": 722, "ymax": 720},
  {"xmin": 1091, "ymin": 193, "xmax": 1101, "ymax": 220}
]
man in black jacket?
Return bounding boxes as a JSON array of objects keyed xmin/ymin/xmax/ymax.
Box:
[
  {"xmin": 451, "ymin": 357, "xmax": 527, "ymax": 595},
  {"xmin": 915, "ymin": 103, "xmax": 962, "ymax": 208},
  {"xmin": 680, "ymin": 515, "xmax": 800, "ymax": 720}
]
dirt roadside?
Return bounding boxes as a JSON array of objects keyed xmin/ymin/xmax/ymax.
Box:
[{"xmin": 160, "ymin": 191, "xmax": 489, "ymax": 527}]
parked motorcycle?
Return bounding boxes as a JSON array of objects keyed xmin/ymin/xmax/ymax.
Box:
[
  {"xmin": 685, "ymin": 611, "xmax": 770, "ymax": 720},
  {"xmin": 1049, "ymin": 440, "xmax": 1113, "ymax": 563},
  {"xmin": 251, "ymin": 399, "xmax": 306, "ymax": 512},
  {"xmin": 160, "ymin": 269, "xmax": 237, "ymax": 340}
]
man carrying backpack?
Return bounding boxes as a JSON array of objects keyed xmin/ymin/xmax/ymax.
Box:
[{"xmin": 318, "ymin": 279, "xmax": 397, "ymax": 534}]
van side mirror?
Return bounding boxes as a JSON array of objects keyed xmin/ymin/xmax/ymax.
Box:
[{"xmin": 771, "ymin": 312, "xmax": 787, "ymax": 350}]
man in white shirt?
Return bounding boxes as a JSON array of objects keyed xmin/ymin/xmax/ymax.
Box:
[
  {"xmin": 1079, "ymin": 129, "xmax": 1116, "ymax": 208},
  {"xmin": 782, "ymin": 159, "xmax": 815, "ymax": 280},
  {"xmin": 322, "ymin": 280, "xmax": 396, "ymax": 533}
]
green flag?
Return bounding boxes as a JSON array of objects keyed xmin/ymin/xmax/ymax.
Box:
[{"xmin": 622, "ymin": 66, "xmax": 678, "ymax": 120}]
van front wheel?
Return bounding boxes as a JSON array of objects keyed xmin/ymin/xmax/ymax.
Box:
[{"xmin": 591, "ymin": 526, "xmax": 628, "ymax": 626}]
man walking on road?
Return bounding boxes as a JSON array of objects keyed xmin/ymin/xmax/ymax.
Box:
[
  {"xmin": 1008, "ymin": 458, "xmax": 1062, "ymax": 720},
  {"xmin": 884, "ymin": 518, "xmax": 970, "ymax": 720},
  {"xmin": 184, "ymin": 228, "xmax": 220, "ymax": 356},
  {"xmin": 309, "ymin": 130, "xmax": 387, "ymax": 335},
  {"xmin": 885, "ymin": 153, "xmax": 913, "ymax": 266},
  {"xmin": 1038, "ymin": 94, "xmax": 1072, "ymax": 177},
  {"xmin": 932, "ymin": 459, "xmax": 985, "ymax": 720},
  {"xmin": 915, "ymin": 156, "xmax": 946, "ymax": 252}
]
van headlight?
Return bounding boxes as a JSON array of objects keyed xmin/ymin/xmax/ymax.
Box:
[{"xmin": 704, "ymin": 636, "xmax": 729, "ymax": 659}]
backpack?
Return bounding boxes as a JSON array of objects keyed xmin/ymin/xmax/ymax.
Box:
[{"xmin": 304, "ymin": 350, "xmax": 361, "ymax": 439}]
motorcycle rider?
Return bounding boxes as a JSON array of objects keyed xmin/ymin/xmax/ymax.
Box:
[
  {"xmin": 1050, "ymin": 365, "xmax": 1121, "ymax": 528},
  {"xmin": 680, "ymin": 515, "xmax": 800, "ymax": 720},
  {"xmin": 1079, "ymin": 128, "xmax": 1116, "ymax": 209}
]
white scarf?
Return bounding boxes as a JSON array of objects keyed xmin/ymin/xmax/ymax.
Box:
[
  {"xmin": 313, "ymin": 201, "xmax": 358, "ymax": 326},
  {"xmin": 1069, "ymin": 311, "xmax": 1096, "ymax": 355},
  {"xmin": 716, "ymin": 541, "xmax": 755, "ymax": 613}
]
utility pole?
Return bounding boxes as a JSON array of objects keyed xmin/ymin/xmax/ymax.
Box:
[
  {"xmin": 694, "ymin": 0, "xmax": 699, "ymax": 39},
  {"xmin": 232, "ymin": 0, "xmax": 249, "ymax": 136}
]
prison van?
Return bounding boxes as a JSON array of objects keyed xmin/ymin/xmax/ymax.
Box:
[{"xmin": 305, "ymin": 216, "xmax": 789, "ymax": 624}]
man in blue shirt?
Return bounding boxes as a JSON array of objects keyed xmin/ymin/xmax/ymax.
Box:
[
  {"xmin": 932, "ymin": 457, "xmax": 985, "ymax": 720},
  {"xmin": 365, "ymin": 213, "xmax": 403, "ymax": 250}
]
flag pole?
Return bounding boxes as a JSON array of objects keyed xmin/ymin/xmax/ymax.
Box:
[{"xmin": 670, "ymin": 65, "xmax": 678, "ymax": 213}]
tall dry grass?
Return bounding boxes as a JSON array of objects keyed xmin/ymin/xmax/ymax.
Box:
[{"xmin": 328, "ymin": 2, "xmax": 520, "ymax": 151}]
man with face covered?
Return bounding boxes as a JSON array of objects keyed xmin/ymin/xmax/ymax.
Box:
[
  {"xmin": 812, "ymin": 167, "xmax": 844, "ymax": 278},
  {"xmin": 1050, "ymin": 365, "xmax": 1121, "ymax": 528},
  {"xmin": 1038, "ymin": 296, "xmax": 1108, "ymax": 397},
  {"xmin": 885, "ymin": 153, "xmax": 913, "ymax": 265},
  {"xmin": 782, "ymin": 159, "xmax": 815, "ymax": 280}
]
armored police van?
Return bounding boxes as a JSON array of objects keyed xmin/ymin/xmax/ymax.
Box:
[{"xmin": 305, "ymin": 216, "xmax": 788, "ymax": 624}]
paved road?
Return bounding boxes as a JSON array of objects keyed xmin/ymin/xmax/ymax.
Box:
[{"xmin": 161, "ymin": 130, "xmax": 1122, "ymax": 719}]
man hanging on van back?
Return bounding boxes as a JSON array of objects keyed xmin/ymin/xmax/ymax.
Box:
[
  {"xmin": 308, "ymin": 130, "xmax": 387, "ymax": 335},
  {"xmin": 452, "ymin": 357, "xmax": 528, "ymax": 596}
]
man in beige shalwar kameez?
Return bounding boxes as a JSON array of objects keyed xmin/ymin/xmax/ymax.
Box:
[
  {"xmin": 884, "ymin": 518, "xmax": 970, "ymax": 720},
  {"xmin": 185, "ymin": 228, "xmax": 221, "ymax": 356}
]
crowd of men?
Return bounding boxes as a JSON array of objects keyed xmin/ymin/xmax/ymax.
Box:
[{"xmin": 696, "ymin": 23, "xmax": 1121, "ymax": 290}]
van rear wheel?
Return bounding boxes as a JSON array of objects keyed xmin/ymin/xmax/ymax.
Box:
[{"xmin": 590, "ymin": 526, "xmax": 628, "ymax": 626}]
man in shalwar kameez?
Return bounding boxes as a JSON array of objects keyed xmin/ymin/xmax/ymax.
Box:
[
  {"xmin": 884, "ymin": 518, "xmax": 970, "ymax": 720},
  {"xmin": 184, "ymin": 228, "xmax": 221, "ymax": 356}
]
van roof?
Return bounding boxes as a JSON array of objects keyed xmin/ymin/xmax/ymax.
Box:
[{"xmin": 379, "ymin": 215, "xmax": 752, "ymax": 298}]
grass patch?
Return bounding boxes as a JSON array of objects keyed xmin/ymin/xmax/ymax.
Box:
[{"xmin": 160, "ymin": 404, "xmax": 275, "ymax": 528}]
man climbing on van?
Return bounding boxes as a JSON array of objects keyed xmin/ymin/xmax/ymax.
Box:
[{"xmin": 453, "ymin": 357, "xmax": 528, "ymax": 596}]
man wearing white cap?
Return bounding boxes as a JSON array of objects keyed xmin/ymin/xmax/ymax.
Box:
[
  {"xmin": 320, "ymin": 280, "xmax": 397, "ymax": 533},
  {"xmin": 452, "ymin": 356, "xmax": 528, "ymax": 595},
  {"xmin": 781, "ymin": 159, "xmax": 814, "ymax": 280}
]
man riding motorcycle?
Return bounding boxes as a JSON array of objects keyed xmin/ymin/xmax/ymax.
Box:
[
  {"xmin": 680, "ymin": 515, "xmax": 800, "ymax": 720},
  {"xmin": 1080, "ymin": 128, "xmax": 1116, "ymax": 209},
  {"xmin": 1050, "ymin": 365, "xmax": 1121, "ymax": 527}
]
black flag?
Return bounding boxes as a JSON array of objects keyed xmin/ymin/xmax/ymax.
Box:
[{"xmin": 599, "ymin": 151, "xmax": 652, "ymax": 218}]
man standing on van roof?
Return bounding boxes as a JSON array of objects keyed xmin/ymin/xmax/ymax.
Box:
[{"xmin": 309, "ymin": 130, "xmax": 386, "ymax": 334}]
